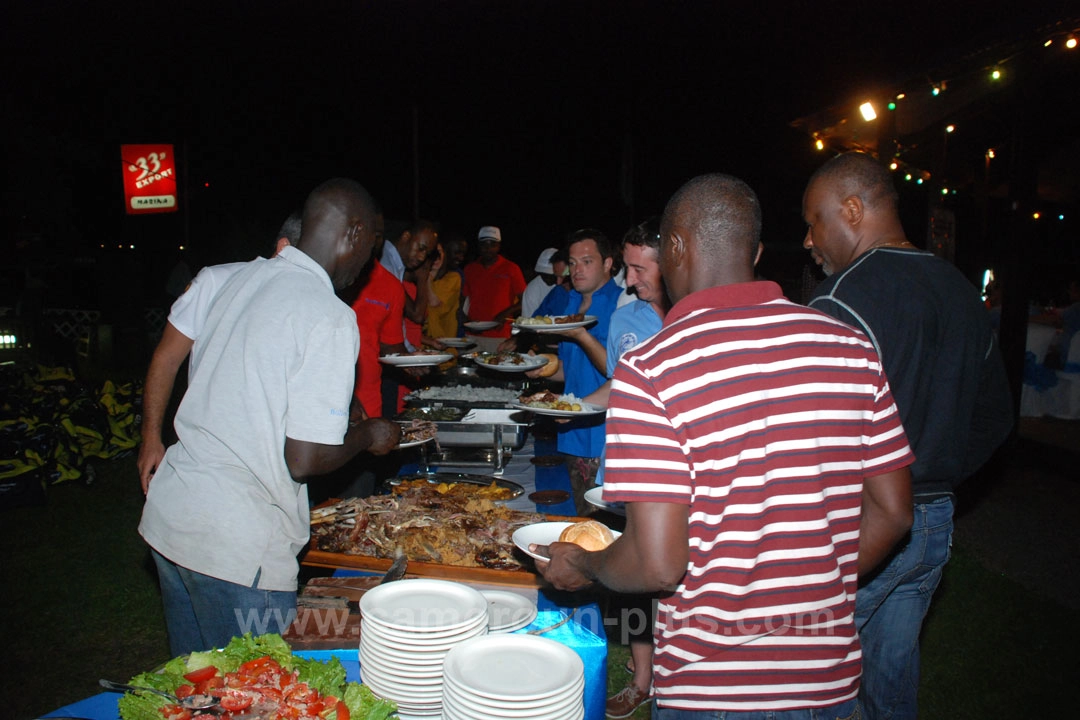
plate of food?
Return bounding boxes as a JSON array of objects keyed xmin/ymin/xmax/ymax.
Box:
[
  {"xmin": 470, "ymin": 351, "xmax": 549, "ymax": 373},
  {"xmin": 438, "ymin": 337, "xmax": 475, "ymax": 348},
  {"xmin": 512, "ymin": 314, "xmax": 597, "ymax": 332},
  {"xmin": 512, "ymin": 520, "xmax": 621, "ymax": 561},
  {"xmin": 379, "ymin": 351, "xmax": 454, "ymax": 366},
  {"xmin": 584, "ymin": 486, "xmax": 626, "ymax": 516},
  {"xmin": 463, "ymin": 320, "xmax": 502, "ymax": 331},
  {"xmin": 511, "ymin": 391, "xmax": 605, "ymax": 417},
  {"xmin": 395, "ymin": 419, "xmax": 437, "ymax": 449},
  {"xmin": 112, "ymin": 632, "xmax": 395, "ymax": 720}
]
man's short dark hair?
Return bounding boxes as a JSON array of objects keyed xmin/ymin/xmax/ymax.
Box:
[
  {"xmin": 622, "ymin": 217, "xmax": 661, "ymax": 252},
  {"xmin": 565, "ymin": 227, "xmax": 613, "ymax": 260},
  {"xmin": 278, "ymin": 210, "xmax": 302, "ymax": 243},
  {"xmin": 665, "ymin": 174, "xmax": 762, "ymax": 260},
  {"xmin": 811, "ymin": 152, "xmax": 899, "ymax": 211}
]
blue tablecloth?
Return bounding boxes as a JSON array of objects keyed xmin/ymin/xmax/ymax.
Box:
[{"xmin": 331, "ymin": 568, "xmax": 607, "ymax": 720}]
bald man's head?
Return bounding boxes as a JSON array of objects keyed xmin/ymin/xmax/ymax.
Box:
[{"xmin": 298, "ymin": 178, "xmax": 379, "ymax": 289}]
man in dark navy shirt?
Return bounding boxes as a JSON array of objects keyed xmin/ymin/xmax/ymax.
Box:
[{"xmin": 803, "ymin": 152, "xmax": 1013, "ymax": 720}]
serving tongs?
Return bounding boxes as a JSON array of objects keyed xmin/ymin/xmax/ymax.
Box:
[
  {"xmin": 380, "ymin": 548, "xmax": 409, "ymax": 585},
  {"xmin": 99, "ymin": 679, "xmax": 221, "ymax": 711}
]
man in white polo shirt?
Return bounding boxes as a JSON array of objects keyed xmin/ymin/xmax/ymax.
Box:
[
  {"xmin": 137, "ymin": 212, "xmax": 301, "ymax": 493},
  {"xmin": 139, "ymin": 178, "xmax": 400, "ymax": 655}
]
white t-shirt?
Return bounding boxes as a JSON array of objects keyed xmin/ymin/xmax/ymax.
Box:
[
  {"xmin": 167, "ymin": 261, "xmax": 252, "ymax": 377},
  {"xmin": 521, "ymin": 275, "xmax": 554, "ymax": 319},
  {"xmin": 139, "ymin": 246, "xmax": 359, "ymax": 591},
  {"xmin": 612, "ymin": 267, "xmax": 636, "ymax": 308}
]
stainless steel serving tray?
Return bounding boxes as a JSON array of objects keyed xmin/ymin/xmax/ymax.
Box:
[
  {"xmin": 390, "ymin": 472, "xmax": 526, "ymax": 498},
  {"xmin": 438, "ymin": 408, "xmax": 531, "ymax": 449}
]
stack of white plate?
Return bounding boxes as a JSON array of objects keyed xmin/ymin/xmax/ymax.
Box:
[
  {"xmin": 359, "ymin": 579, "xmax": 489, "ymax": 718},
  {"xmin": 441, "ymin": 634, "xmax": 585, "ymax": 720}
]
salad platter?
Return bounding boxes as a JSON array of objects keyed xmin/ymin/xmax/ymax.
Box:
[{"xmin": 111, "ymin": 633, "xmax": 396, "ymax": 720}]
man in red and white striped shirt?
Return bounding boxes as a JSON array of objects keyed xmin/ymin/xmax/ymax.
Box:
[{"xmin": 534, "ymin": 174, "xmax": 914, "ymax": 718}]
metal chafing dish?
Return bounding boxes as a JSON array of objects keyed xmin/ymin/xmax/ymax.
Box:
[{"xmin": 395, "ymin": 407, "xmax": 531, "ymax": 474}]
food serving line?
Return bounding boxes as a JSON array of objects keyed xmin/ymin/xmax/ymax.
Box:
[
  {"xmin": 293, "ymin": 338, "xmax": 616, "ymax": 720},
  {"xmin": 42, "ymin": 333, "xmax": 618, "ymax": 720}
]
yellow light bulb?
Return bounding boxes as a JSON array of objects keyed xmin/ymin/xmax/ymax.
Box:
[
  {"xmin": 890, "ymin": 162, "xmax": 898, "ymax": 170},
  {"xmin": 815, "ymin": 139, "xmax": 825, "ymax": 151},
  {"xmin": 1067, "ymin": 37, "xmax": 1077, "ymax": 49}
]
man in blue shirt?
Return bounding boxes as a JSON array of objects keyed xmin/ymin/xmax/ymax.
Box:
[
  {"xmin": 523, "ymin": 228, "xmax": 623, "ymax": 514},
  {"xmin": 582, "ymin": 219, "xmax": 668, "ymax": 718}
]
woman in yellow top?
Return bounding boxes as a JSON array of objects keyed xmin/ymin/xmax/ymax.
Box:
[{"xmin": 424, "ymin": 240, "xmax": 462, "ymax": 339}]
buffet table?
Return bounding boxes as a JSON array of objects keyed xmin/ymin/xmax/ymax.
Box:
[{"xmin": 290, "ymin": 420, "xmax": 611, "ymax": 720}]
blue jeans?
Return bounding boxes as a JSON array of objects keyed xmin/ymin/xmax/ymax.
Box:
[
  {"xmin": 653, "ymin": 698, "xmax": 860, "ymax": 720},
  {"xmin": 855, "ymin": 497, "xmax": 954, "ymax": 720},
  {"xmin": 152, "ymin": 549, "xmax": 297, "ymax": 655}
]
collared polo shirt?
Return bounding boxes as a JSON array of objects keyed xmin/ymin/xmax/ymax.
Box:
[{"xmin": 604, "ymin": 280, "xmax": 914, "ymax": 711}]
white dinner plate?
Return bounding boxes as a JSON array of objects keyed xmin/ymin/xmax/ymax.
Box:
[
  {"xmin": 360, "ymin": 635, "xmax": 452, "ymax": 663},
  {"xmin": 512, "ymin": 315, "xmax": 597, "ymax": 333},
  {"xmin": 463, "ymin": 320, "xmax": 501, "ymax": 331},
  {"xmin": 442, "ymin": 689, "xmax": 582, "ymax": 719},
  {"xmin": 480, "ymin": 590, "xmax": 538, "ymax": 633},
  {"xmin": 395, "ymin": 435, "xmax": 436, "ymax": 450},
  {"xmin": 443, "ymin": 684, "xmax": 584, "ymax": 718},
  {"xmin": 360, "ymin": 647, "xmax": 446, "ymax": 679},
  {"xmin": 359, "ymin": 578, "xmax": 488, "ymax": 631},
  {"xmin": 438, "ymin": 337, "xmax": 475, "ymax": 348},
  {"xmin": 442, "ymin": 634, "xmax": 584, "ymax": 702},
  {"xmin": 511, "ymin": 521, "xmax": 621, "ymax": 561},
  {"xmin": 472, "ymin": 353, "xmax": 549, "ymax": 373},
  {"xmin": 379, "ymin": 353, "xmax": 454, "ymax": 367},
  {"xmin": 361, "ymin": 616, "xmax": 488, "ymax": 646},
  {"xmin": 509, "ymin": 401, "xmax": 606, "ymax": 417},
  {"xmin": 584, "ymin": 486, "xmax": 626, "ymax": 516}
]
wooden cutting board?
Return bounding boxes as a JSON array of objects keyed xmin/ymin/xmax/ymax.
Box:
[{"xmin": 302, "ymin": 504, "xmax": 588, "ymax": 588}]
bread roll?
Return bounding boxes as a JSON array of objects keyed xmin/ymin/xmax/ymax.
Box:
[
  {"xmin": 535, "ymin": 353, "xmax": 560, "ymax": 378},
  {"xmin": 558, "ymin": 520, "xmax": 615, "ymax": 551}
]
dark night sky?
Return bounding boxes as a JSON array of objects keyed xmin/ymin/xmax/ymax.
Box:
[{"xmin": 2, "ymin": 0, "xmax": 1072, "ymax": 290}]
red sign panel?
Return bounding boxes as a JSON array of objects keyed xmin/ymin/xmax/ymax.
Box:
[{"xmin": 121, "ymin": 144, "xmax": 178, "ymax": 214}]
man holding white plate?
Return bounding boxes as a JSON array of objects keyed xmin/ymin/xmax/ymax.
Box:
[{"xmin": 534, "ymin": 174, "xmax": 914, "ymax": 720}]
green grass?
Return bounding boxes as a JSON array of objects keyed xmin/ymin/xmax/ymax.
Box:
[
  {"xmin": 0, "ymin": 457, "xmax": 168, "ymax": 720},
  {"xmin": 2, "ymin": 453, "xmax": 1074, "ymax": 719}
]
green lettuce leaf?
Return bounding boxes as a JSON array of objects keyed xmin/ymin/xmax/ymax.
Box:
[
  {"xmin": 293, "ymin": 654, "xmax": 346, "ymax": 698},
  {"xmin": 218, "ymin": 632, "xmax": 295, "ymax": 673},
  {"xmin": 342, "ymin": 682, "xmax": 398, "ymax": 720}
]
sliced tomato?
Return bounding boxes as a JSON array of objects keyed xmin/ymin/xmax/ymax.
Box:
[
  {"xmin": 256, "ymin": 686, "xmax": 283, "ymax": 703},
  {"xmin": 285, "ymin": 683, "xmax": 317, "ymax": 704},
  {"xmin": 174, "ymin": 684, "xmax": 196, "ymax": 699},
  {"xmin": 158, "ymin": 706, "xmax": 192, "ymax": 720},
  {"xmin": 238, "ymin": 656, "xmax": 277, "ymax": 674},
  {"xmin": 219, "ymin": 691, "xmax": 253, "ymax": 713},
  {"xmin": 194, "ymin": 676, "xmax": 224, "ymax": 694},
  {"xmin": 183, "ymin": 666, "xmax": 219, "ymax": 684},
  {"xmin": 334, "ymin": 700, "xmax": 349, "ymax": 720}
]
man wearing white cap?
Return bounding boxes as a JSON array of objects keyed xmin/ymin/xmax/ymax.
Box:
[
  {"xmin": 462, "ymin": 225, "xmax": 526, "ymax": 338},
  {"xmin": 521, "ymin": 247, "xmax": 563, "ymax": 319}
]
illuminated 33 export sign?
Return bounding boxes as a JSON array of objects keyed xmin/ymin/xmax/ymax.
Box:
[{"xmin": 121, "ymin": 144, "xmax": 178, "ymax": 214}]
